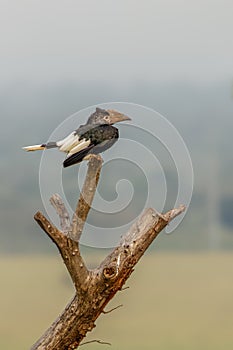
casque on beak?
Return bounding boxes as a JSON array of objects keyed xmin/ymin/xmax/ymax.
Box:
[{"xmin": 107, "ymin": 109, "xmax": 131, "ymax": 124}]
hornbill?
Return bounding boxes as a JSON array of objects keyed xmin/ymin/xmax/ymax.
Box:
[{"xmin": 23, "ymin": 108, "xmax": 131, "ymax": 167}]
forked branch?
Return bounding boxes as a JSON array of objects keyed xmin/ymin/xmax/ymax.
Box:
[{"xmin": 31, "ymin": 154, "xmax": 185, "ymax": 350}]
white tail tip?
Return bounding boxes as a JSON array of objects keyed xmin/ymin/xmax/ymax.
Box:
[{"xmin": 22, "ymin": 144, "xmax": 45, "ymax": 152}]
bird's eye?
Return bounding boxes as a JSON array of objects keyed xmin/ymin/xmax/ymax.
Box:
[{"xmin": 104, "ymin": 116, "xmax": 110, "ymax": 122}]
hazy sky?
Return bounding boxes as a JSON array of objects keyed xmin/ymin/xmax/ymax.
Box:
[{"xmin": 1, "ymin": 0, "xmax": 233, "ymax": 84}]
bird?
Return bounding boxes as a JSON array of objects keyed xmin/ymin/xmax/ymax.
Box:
[{"xmin": 22, "ymin": 108, "xmax": 131, "ymax": 167}]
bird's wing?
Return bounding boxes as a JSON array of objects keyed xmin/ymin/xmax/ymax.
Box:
[
  {"xmin": 63, "ymin": 144, "xmax": 95, "ymax": 168},
  {"xmin": 57, "ymin": 131, "xmax": 90, "ymax": 154},
  {"xmin": 67, "ymin": 139, "xmax": 91, "ymax": 156}
]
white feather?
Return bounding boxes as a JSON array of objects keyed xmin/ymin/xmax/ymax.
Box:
[
  {"xmin": 67, "ymin": 139, "xmax": 91, "ymax": 156},
  {"xmin": 22, "ymin": 144, "xmax": 45, "ymax": 151},
  {"xmin": 57, "ymin": 132, "xmax": 80, "ymax": 152}
]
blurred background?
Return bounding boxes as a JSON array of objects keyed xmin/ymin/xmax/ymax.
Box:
[{"xmin": 1, "ymin": 1, "xmax": 233, "ymax": 349}]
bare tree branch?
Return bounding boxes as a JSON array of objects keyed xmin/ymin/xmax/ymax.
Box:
[
  {"xmin": 49, "ymin": 193, "xmax": 71, "ymax": 234},
  {"xmin": 80, "ymin": 339, "xmax": 111, "ymax": 347},
  {"xmin": 34, "ymin": 155, "xmax": 104, "ymax": 293},
  {"xmin": 34, "ymin": 211, "xmax": 66, "ymax": 247},
  {"xmin": 34, "ymin": 211, "xmax": 89, "ymax": 292},
  {"xmin": 70, "ymin": 154, "xmax": 103, "ymax": 241},
  {"xmin": 31, "ymin": 154, "xmax": 185, "ymax": 350},
  {"xmin": 102, "ymin": 304, "xmax": 123, "ymax": 314}
]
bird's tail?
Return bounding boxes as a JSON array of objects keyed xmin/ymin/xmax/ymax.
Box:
[
  {"xmin": 22, "ymin": 141, "xmax": 57, "ymax": 152},
  {"xmin": 22, "ymin": 144, "xmax": 46, "ymax": 152}
]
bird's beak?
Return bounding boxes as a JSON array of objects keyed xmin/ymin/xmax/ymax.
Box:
[{"xmin": 107, "ymin": 109, "xmax": 131, "ymax": 124}]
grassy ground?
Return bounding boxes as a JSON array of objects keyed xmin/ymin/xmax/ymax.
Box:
[{"xmin": 1, "ymin": 252, "xmax": 233, "ymax": 350}]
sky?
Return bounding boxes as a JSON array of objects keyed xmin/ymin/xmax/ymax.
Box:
[
  {"xmin": 0, "ymin": 1, "xmax": 233, "ymax": 253},
  {"xmin": 1, "ymin": 0, "xmax": 233, "ymax": 85}
]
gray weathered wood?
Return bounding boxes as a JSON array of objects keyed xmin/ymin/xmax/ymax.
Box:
[
  {"xmin": 50, "ymin": 194, "xmax": 71, "ymax": 234},
  {"xmin": 31, "ymin": 154, "xmax": 185, "ymax": 350}
]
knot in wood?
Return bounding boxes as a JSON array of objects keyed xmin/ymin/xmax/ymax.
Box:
[{"xmin": 103, "ymin": 264, "xmax": 118, "ymax": 280}]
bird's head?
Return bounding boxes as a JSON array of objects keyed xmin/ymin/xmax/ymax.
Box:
[{"xmin": 87, "ymin": 107, "xmax": 131, "ymax": 125}]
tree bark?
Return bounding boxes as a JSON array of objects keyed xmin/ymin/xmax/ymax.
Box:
[{"xmin": 31, "ymin": 154, "xmax": 185, "ymax": 350}]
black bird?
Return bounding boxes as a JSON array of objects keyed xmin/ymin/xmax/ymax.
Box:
[{"xmin": 23, "ymin": 108, "xmax": 131, "ymax": 167}]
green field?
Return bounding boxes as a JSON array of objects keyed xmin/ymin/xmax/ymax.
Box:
[{"xmin": 1, "ymin": 253, "xmax": 233, "ymax": 350}]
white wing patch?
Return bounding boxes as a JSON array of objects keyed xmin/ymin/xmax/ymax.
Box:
[
  {"xmin": 67, "ymin": 139, "xmax": 91, "ymax": 156},
  {"xmin": 56, "ymin": 131, "xmax": 91, "ymax": 155},
  {"xmin": 56, "ymin": 132, "xmax": 77, "ymax": 152}
]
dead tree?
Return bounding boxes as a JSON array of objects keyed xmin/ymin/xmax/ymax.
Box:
[{"xmin": 31, "ymin": 154, "xmax": 185, "ymax": 350}]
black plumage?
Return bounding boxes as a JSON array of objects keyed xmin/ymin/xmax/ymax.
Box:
[
  {"xmin": 63, "ymin": 124, "xmax": 119, "ymax": 167},
  {"xmin": 23, "ymin": 108, "xmax": 131, "ymax": 168}
]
